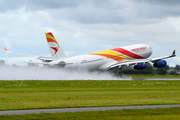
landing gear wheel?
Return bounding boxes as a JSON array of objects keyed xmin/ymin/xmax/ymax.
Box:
[{"xmin": 117, "ymin": 66, "xmax": 123, "ymax": 78}]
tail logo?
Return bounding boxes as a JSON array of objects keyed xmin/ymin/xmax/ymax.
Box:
[
  {"xmin": 46, "ymin": 32, "xmax": 59, "ymax": 56},
  {"xmin": 51, "ymin": 46, "xmax": 59, "ymax": 56}
]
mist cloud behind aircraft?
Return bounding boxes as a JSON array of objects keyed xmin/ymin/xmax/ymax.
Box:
[
  {"xmin": 0, "ymin": 0, "xmax": 180, "ymax": 66},
  {"xmin": 0, "ymin": 66, "xmax": 131, "ymax": 80}
]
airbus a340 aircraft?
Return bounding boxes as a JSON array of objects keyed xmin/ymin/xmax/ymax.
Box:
[{"xmin": 4, "ymin": 32, "xmax": 176, "ymax": 76}]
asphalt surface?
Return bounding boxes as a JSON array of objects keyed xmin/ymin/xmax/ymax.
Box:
[
  {"xmin": 0, "ymin": 104, "xmax": 180, "ymax": 115},
  {"xmin": 132, "ymin": 78, "xmax": 180, "ymax": 80}
]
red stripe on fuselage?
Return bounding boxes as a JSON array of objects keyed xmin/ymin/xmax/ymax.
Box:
[{"xmin": 111, "ymin": 48, "xmax": 144, "ymax": 59}]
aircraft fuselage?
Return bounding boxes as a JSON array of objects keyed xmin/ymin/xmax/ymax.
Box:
[{"xmin": 49, "ymin": 44, "xmax": 153, "ymax": 70}]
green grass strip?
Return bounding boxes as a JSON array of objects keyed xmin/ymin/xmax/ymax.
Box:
[
  {"xmin": 1, "ymin": 107, "xmax": 180, "ymax": 120},
  {"xmin": 0, "ymin": 80, "xmax": 180, "ymax": 110}
]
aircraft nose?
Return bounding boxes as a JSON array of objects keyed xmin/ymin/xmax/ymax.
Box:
[
  {"xmin": 150, "ymin": 48, "xmax": 153, "ymax": 55},
  {"xmin": 148, "ymin": 46, "xmax": 153, "ymax": 57}
]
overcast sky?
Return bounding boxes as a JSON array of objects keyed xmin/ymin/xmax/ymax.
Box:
[{"xmin": 0, "ymin": 0, "xmax": 180, "ymax": 66}]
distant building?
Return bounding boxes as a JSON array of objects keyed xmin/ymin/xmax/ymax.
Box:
[{"xmin": 167, "ymin": 68, "xmax": 180, "ymax": 75}]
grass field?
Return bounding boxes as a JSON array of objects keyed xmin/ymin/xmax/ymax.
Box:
[
  {"xmin": 0, "ymin": 80, "xmax": 180, "ymax": 111},
  {"xmin": 1, "ymin": 107, "xmax": 180, "ymax": 119}
]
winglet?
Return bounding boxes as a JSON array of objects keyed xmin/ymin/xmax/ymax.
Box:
[
  {"xmin": 169, "ymin": 50, "xmax": 176, "ymax": 57},
  {"xmin": 172, "ymin": 50, "xmax": 176, "ymax": 56},
  {"xmin": 4, "ymin": 47, "xmax": 10, "ymax": 52}
]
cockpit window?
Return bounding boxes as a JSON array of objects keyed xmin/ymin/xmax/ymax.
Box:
[{"xmin": 149, "ymin": 47, "xmax": 152, "ymax": 49}]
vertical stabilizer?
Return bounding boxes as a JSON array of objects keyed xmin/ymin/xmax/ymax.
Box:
[{"xmin": 45, "ymin": 32, "xmax": 68, "ymax": 60}]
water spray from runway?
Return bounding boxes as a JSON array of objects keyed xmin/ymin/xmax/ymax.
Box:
[{"xmin": 0, "ymin": 66, "xmax": 131, "ymax": 80}]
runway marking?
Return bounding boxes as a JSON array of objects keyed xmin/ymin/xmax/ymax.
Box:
[{"xmin": 0, "ymin": 104, "xmax": 180, "ymax": 115}]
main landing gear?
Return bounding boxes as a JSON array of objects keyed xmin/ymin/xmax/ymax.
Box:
[{"xmin": 117, "ymin": 66, "xmax": 123, "ymax": 78}]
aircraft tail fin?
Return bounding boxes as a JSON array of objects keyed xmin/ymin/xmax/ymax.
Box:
[{"xmin": 45, "ymin": 32, "xmax": 68, "ymax": 60}]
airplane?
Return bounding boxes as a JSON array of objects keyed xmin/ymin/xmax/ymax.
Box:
[
  {"xmin": 4, "ymin": 32, "xmax": 176, "ymax": 77},
  {"xmin": 46, "ymin": 32, "xmax": 176, "ymax": 75}
]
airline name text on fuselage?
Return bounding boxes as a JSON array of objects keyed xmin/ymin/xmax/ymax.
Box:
[{"xmin": 131, "ymin": 46, "xmax": 148, "ymax": 53}]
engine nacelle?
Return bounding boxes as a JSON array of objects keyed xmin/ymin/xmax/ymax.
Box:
[
  {"xmin": 134, "ymin": 63, "xmax": 147, "ymax": 70},
  {"xmin": 153, "ymin": 60, "xmax": 167, "ymax": 68},
  {"xmin": 57, "ymin": 61, "xmax": 66, "ymax": 68}
]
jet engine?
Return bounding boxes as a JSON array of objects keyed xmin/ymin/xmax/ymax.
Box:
[
  {"xmin": 134, "ymin": 63, "xmax": 147, "ymax": 70},
  {"xmin": 153, "ymin": 60, "xmax": 167, "ymax": 68},
  {"xmin": 57, "ymin": 61, "xmax": 66, "ymax": 67}
]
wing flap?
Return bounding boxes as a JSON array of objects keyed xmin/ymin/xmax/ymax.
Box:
[{"xmin": 109, "ymin": 59, "xmax": 150, "ymax": 69}]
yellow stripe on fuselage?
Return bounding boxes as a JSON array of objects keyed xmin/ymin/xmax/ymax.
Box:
[{"xmin": 93, "ymin": 50, "xmax": 132, "ymax": 60}]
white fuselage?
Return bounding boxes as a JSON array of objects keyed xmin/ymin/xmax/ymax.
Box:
[{"xmin": 49, "ymin": 44, "xmax": 153, "ymax": 70}]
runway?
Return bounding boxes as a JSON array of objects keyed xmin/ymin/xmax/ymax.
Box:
[
  {"xmin": 0, "ymin": 104, "xmax": 180, "ymax": 115},
  {"xmin": 133, "ymin": 78, "xmax": 180, "ymax": 80}
]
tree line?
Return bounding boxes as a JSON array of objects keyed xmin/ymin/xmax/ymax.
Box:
[{"xmin": 122, "ymin": 63, "xmax": 180, "ymax": 75}]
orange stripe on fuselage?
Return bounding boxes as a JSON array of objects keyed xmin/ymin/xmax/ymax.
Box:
[{"xmin": 88, "ymin": 53, "xmax": 124, "ymax": 61}]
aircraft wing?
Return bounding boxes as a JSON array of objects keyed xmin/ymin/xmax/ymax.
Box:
[
  {"xmin": 4, "ymin": 47, "xmax": 52, "ymax": 62},
  {"xmin": 108, "ymin": 50, "xmax": 176, "ymax": 69},
  {"xmin": 109, "ymin": 59, "xmax": 150, "ymax": 69},
  {"xmin": 4, "ymin": 47, "xmax": 38, "ymax": 57},
  {"xmin": 150, "ymin": 50, "xmax": 176, "ymax": 63},
  {"xmin": 26, "ymin": 61, "xmax": 49, "ymax": 65}
]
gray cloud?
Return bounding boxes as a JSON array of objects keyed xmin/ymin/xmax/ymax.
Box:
[
  {"xmin": 1, "ymin": 0, "xmax": 180, "ymax": 24},
  {"xmin": 134, "ymin": 0, "xmax": 180, "ymax": 18},
  {"xmin": 43, "ymin": 0, "xmax": 180, "ymax": 24},
  {"xmin": 0, "ymin": 0, "xmax": 83, "ymax": 12},
  {"xmin": 137, "ymin": 0, "xmax": 180, "ymax": 6}
]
